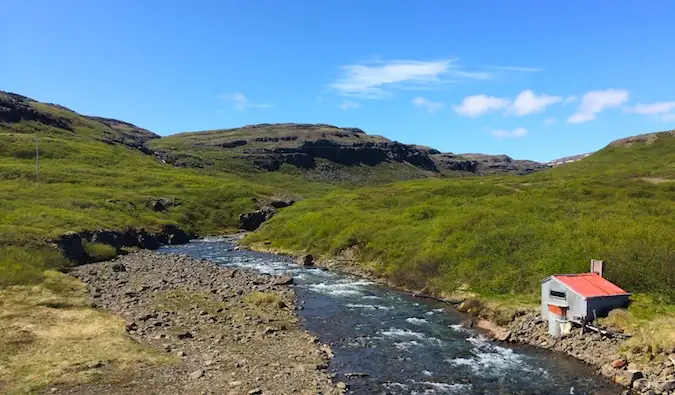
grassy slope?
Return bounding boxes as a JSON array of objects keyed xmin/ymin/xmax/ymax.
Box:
[
  {"xmin": 0, "ymin": 94, "xmax": 341, "ymax": 284},
  {"xmin": 246, "ymin": 131, "xmax": 675, "ymax": 300}
]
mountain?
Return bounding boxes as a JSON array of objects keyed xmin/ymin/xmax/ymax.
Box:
[{"xmin": 2, "ymin": 91, "xmax": 548, "ymax": 185}]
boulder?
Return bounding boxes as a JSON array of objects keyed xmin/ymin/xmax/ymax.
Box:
[
  {"xmin": 112, "ymin": 263, "xmax": 127, "ymax": 272},
  {"xmin": 239, "ymin": 208, "xmax": 275, "ymax": 231},
  {"xmin": 615, "ymin": 370, "xmax": 643, "ymax": 386},
  {"xmin": 632, "ymin": 378, "xmax": 649, "ymax": 391},
  {"xmin": 297, "ymin": 254, "xmax": 314, "ymax": 266},
  {"xmin": 658, "ymin": 380, "xmax": 675, "ymax": 392},
  {"xmin": 269, "ymin": 199, "xmax": 295, "ymax": 209},
  {"xmin": 53, "ymin": 232, "xmax": 86, "ymax": 263},
  {"xmin": 189, "ymin": 370, "xmax": 204, "ymax": 380}
]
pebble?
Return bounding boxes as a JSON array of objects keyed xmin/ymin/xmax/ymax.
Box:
[{"xmin": 67, "ymin": 249, "xmax": 337, "ymax": 394}]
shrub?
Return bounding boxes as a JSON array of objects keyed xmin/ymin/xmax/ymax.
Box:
[
  {"xmin": 82, "ymin": 242, "xmax": 117, "ymax": 262},
  {"xmin": 0, "ymin": 246, "xmax": 69, "ymax": 287}
]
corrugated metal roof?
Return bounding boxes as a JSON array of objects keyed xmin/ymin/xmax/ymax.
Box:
[{"xmin": 552, "ymin": 273, "xmax": 630, "ymax": 299}]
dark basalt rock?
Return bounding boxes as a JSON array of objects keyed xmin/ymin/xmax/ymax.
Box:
[
  {"xmin": 52, "ymin": 225, "xmax": 192, "ymax": 263},
  {"xmin": 239, "ymin": 208, "xmax": 276, "ymax": 231},
  {"xmin": 0, "ymin": 91, "xmax": 73, "ymax": 130},
  {"xmin": 244, "ymin": 140, "xmax": 440, "ymax": 172}
]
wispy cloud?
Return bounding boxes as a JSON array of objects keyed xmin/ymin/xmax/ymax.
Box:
[
  {"xmin": 339, "ymin": 100, "xmax": 361, "ymax": 110},
  {"xmin": 220, "ymin": 92, "xmax": 275, "ymax": 111},
  {"xmin": 453, "ymin": 94, "xmax": 510, "ymax": 117},
  {"xmin": 545, "ymin": 117, "xmax": 558, "ymax": 125},
  {"xmin": 483, "ymin": 66, "xmax": 541, "ymax": 72},
  {"xmin": 412, "ymin": 96, "xmax": 445, "ymax": 113},
  {"xmin": 509, "ymin": 90, "xmax": 562, "ymax": 116},
  {"xmin": 627, "ymin": 101, "xmax": 675, "ymax": 115},
  {"xmin": 328, "ymin": 59, "xmax": 493, "ymax": 99},
  {"xmin": 567, "ymin": 89, "xmax": 628, "ymax": 124},
  {"xmin": 492, "ymin": 127, "xmax": 528, "ymax": 139},
  {"xmin": 625, "ymin": 100, "xmax": 675, "ymax": 123}
]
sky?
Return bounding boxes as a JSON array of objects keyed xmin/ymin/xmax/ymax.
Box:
[{"xmin": 3, "ymin": 1, "xmax": 675, "ymax": 162}]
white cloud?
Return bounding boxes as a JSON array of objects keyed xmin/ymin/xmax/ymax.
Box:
[
  {"xmin": 339, "ymin": 100, "xmax": 361, "ymax": 110},
  {"xmin": 220, "ymin": 92, "xmax": 274, "ymax": 111},
  {"xmin": 567, "ymin": 113, "xmax": 596, "ymax": 124},
  {"xmin": 567, "ymin": 89, "xmax": 629, "ymax": 124},
  {"xmin": 628, "ymin": 101, "xmax": 675, "ymax": 115},
  {"xmin": 563, "ymin": 96, "xmax": 577, "ymax": 105},
  {"xmin": 453, "ymin": 94, "xmax": 510, "ymax": 117},
  {"xmin": 545, "ymin": 117, "xmax": 558, "ymax": 125},
  {"xmin": 492, "ymin": 127, "xmax": 528, "ymax": 139},
  {"xmin": 509, "ymin": 90, "xmax": 562, "ymax": 116},
  {"xmin": 329, "ymin": 59, "xmax": 493, "ymax": 99},
  {"xmin": 483, "ymin": 66, "xmax": 541, "ymax": 72},
  {"xmin": 412, "ymin": 96, "xmax": 445, "ymax": 113},
  {"xmin": 454, "ymin": 90, "xmax": 562, "ymax": 117}
]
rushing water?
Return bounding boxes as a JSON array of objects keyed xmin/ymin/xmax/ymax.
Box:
[{"xmin": 160, "ymin": 239, "xmax": 620, "ymax": 395}]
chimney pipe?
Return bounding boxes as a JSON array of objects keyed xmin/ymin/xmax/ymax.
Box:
[{"xmin": 590, "ymin": 259, "xmax": 604, "ymax": 277}]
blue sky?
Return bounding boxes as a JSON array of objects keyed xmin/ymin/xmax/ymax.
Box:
[{"xmin": 3, "ymin": 1, "xmax": 675, "ymax": 162}]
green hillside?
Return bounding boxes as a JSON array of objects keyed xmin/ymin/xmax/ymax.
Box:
[
  {"xmin": 0, "ymin": 92, "xmax": 344, "ymax": 286},
  {"xmin": 245, "ymin": 130, "xmax": 675, "ymax": 299}
]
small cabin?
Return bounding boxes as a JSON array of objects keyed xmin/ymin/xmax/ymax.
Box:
[{"xmin": 541, "ymin": 260, "xmax": 631, "ymax": 337}]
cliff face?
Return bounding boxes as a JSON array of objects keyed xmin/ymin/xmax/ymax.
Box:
[
  {"xmin": 149, "ymin": 123, "xmax": 548, "ymax": 180},
  {"xmin": 1, "ymin": 91, "xmax": 548, "ymax": 183}
]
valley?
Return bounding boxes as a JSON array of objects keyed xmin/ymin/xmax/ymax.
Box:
[{"xmin": 1, "ymin": 90, "xmax": 674, "ymax": 394}]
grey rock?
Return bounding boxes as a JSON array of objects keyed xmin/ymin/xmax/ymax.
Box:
[
  {"xmin": 247, "ymin": 389, "xmax": 262, "ymax": 395},
  {"xmin": 297, "ymin": 254, "xmax": 314, "ymax": 267},
  {"xmin": 189, "ymin": 370, "xmax": 205, "ymax": 380},
  {"xmin": 657, "ymin": 379, "xmax": 675, "ymax": 391},
  {"xmin": 112, "ymin": 263, "xmax": 127, "ymax": 272},
  {"xmin": 632, "ymin": 378, "xmax": 649, "ymax": 391}
]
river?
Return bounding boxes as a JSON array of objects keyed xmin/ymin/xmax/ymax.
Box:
[{"xmin": 160, "ymin": 238, "xmax": 620, "ymax": 395}]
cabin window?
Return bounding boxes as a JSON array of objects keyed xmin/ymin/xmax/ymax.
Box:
[{"xmin": 550, "ymin": 290, "xmax": 566, "ymax": 299}]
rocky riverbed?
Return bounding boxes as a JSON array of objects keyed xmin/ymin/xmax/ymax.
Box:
[
  {"xmin": 502, "ymin": 312, "xmax": 675, "ymax": 395},
  {"xmin": 58, "ymin": 250, "xmax": 343, "ymax": 395}
]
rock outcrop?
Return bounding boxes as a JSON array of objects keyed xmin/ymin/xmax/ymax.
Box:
[
  {"xmin": 239, "ymin": 198, "xmax": 296, "ymax": 231},
  {"xmin": 52, "ymin": 224, "xmax": 191, "ymax": 263},
  {"xmin": 239, "ymin": 208, "xmax": 276, "ymax": 231}
]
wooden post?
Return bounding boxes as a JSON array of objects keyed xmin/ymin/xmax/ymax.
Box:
[{"xmin": 35, "ymin": 133, "xmax": 40, "ymax": 197}]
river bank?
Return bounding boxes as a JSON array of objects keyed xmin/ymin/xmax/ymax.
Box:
[
  {"xmin": 241, "ymin": 236, "xmax": 675, "ymax": 395},
  {"xmin": 53, "ymin": 250, "xmax": 342, "ymax": 395}
]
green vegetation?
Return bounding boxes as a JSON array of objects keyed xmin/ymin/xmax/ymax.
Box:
[
  {"xmin": 0, "ymin": 92, "xmax": 339, "ymax": 288},
  {"xmin": 82, "ymin": 242, "xmax": 117, "ymax": 262},
  {"xmin": 0, "ymin": 246, "xmax": 70, "ymax": 287},
  {"xmin": 246, "ymin": 132, "xmax": 675, "ymax": 300}
]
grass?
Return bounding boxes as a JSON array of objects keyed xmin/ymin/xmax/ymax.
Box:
[
  {"xmin": 0, "ymin": 246, "xmax": 70, "ymax": 288},
  {"xmin": 599, "ymin": 294, "xmax": 675, "ymax": 353},
  {"xmin": 0, "ymin": 271, "xmax": 172, "ymax": 394},
  {"xmin": 82, "ymin": 242, "xmax": 117, "ymax": 262},
  {"xmin": 245, "ymin": 132, "xmax": 675, "ymax": 302},
  {"xmin": 243, "ymin": 291, "xmax": 286, "ymax": 308}
]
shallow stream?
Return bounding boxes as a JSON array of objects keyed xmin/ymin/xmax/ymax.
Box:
[{"xmin": 161, "ymin": 239, "xmax": 620, "ymax": 395}]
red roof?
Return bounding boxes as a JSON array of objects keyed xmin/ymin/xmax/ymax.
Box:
[{"xmin": 552, "ymin": 273, "xmax": 630, "ymax": 298}]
